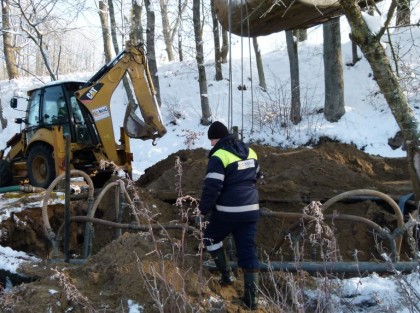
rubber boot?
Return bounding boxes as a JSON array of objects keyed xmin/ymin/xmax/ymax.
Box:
[
  {"xmin": 243, "ymin": 270, "xmax": 259, "ymax": 310},
  {"xmin": 210, "ymin": 248, "xmax": 236, "ymax": 286}
]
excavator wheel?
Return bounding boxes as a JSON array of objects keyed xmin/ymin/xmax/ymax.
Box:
[
  {"xmin": 0, "ymin": 159, "xmax": 13, "ymax": 187},
  {"xmin": 27, "ymin": 144, "xmax": 56, "ymax": 189}
]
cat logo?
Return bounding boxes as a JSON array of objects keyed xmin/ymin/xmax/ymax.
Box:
[{"xmin": 86, "ymin": 86, "xmax": 99, "ymax": 100}]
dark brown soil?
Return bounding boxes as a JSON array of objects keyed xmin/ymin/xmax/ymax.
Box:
[{"xmin": 0, "ymin": 141, "xmax": 415, "ymax": 312}]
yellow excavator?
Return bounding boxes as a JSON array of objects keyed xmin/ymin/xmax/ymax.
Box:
[{"xmin": 0, "ymin": 41, "xmax": 167, "ymax": 188}]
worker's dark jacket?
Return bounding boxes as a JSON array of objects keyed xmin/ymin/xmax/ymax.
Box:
[{"xmin": 200, "ymin": 135, "xmax": 260, "ymax": 221}]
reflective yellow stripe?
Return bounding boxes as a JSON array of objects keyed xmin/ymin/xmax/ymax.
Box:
[{"xmin": 212, "ymin": 147, "xmax": 258, "ymax": 168}]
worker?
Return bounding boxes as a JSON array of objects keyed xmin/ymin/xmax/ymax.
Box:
[
  {"xmin": 199, "ymin": 121, "xmax": 261, "ymax": 310},
  {"xmin": 57, "ymin": 98, "xmax": 68, "ymax": 122}
]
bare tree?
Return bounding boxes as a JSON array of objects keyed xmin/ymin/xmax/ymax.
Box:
[
  {"xmin": 350, "ymin": 40, "xmax": 361, "ymax": 65},
  {"xmin": 340, "ymin": 0, "xmax": 420, "ymax": 199},
  {"xmin": 396, "ymin": 0, "xmax": 410, "ymax": 26},
  {"xmin": 129, "ymin": 0, "xmax": 143, "ymax": 44},
  {"xmin": 286, "ymin": 30, "xmax": 301, "ymax": 125},
  {"xmin": 145, "ymin": 0, "xmax": 161, "ymax": 106},
  {"xmin": 1, "ymin": 0, "xmax": 19, "ymax": 79},
  {"xmin": 160, "ymin": 0, "xmax": 188, "ymax": 62},
  {"xmin": 295, "ymin": 29, "xmax": 307, "ymax": 42},
  {"xmin": 210, "ymin": 0, "xmax": 222, "ymax": 80},
  {"xmin": 108, "ymin": 0, "xmax": 119, "ymax": 54},
  {"xmin": 177, "ymin": 0, "xmax": 184, "ymax": 61},
  {"xmin": 0, "ymin": 93, "xmax": 7, "ymax": 130},
  {"xmin": 323, "ymin": 18, "xmax": 345, "ymax": 122},
  {"xmin": 10, "ymin": 0, "xmax": 86, "ymax": 81},
  {"xmin": 221, "ymin": 29, "xmax": 228, "ymax": 63},
  {"xmin": 252, "ymin": 37, "xmax": 266, "ymax": 91},
  {"xmin": 99, "ymin": 0, "xmax": 113, "ymax": 62},
  {"xmin": 193, "ymin": 0, "xmax": 211, "ymax": 125},
  {"xmin": 12, "ymin": 0, "xmax": 59, "ymax": 80}
]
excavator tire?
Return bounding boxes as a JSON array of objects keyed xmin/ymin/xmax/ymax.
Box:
[
  {"xmin": 27, "ymin": 143, "xmax": 56, "ymax": 189},
  {"xmin": 0, "ymin": 159, "xmax": 13, "ymax": 187}
]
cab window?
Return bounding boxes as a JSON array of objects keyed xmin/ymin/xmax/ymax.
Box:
[
  {"xmin": 27, "ymin": 89, "xmax": 41, "ymax": 127},
  {"xmin": 42, "ymin": 85, "xmax": 68, "ymax": 125}
]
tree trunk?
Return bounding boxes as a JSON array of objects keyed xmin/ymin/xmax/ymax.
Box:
[
  {"xmin": 211, "ymin": 0, "xmax": 223, "ymax": 81},
  {"xmin": 193, "ymin": 0, "xmax": 212, "ymax": 125},
  {"xmin": 351, "ymin": 40, "xmax": 361, "ymax": 65},
  {"xmin": 160, "ymin": 0, "xmax": 175, "ymax": 61},
  {"xmin": 130, "ymin": 0, "xmax": 143, "ymax": 45},
  {"xmin": 323, "ymin": 18, "xmax": 345, "ymax": 122},
  {"xmin": 295, "ymin": 29, "xmax": 307, "ymax": 42},
  {"xmin": 99, "ymin": 0, "xmax": 114, "ymax": 62},
  {"xmin": 145, "ymin": 0, "xmax": 161, "ymax": 106},
  {"xmin": 286, "ymin": 30, "xmax": 301, "ymax": 125},
  {"xmin": 0, "ymin": 96, "xmax": 7, "ymax": 130},
  {"xmin": 340, "ymin": 0, "xmax": 420, "ymax": 200},
  {"xmin": 221, "ymin": 29, "xmax": 228, "ymax": 64},
  {"xmin": 396, "ymin": 0, "xmax": 410, "ymax": 26},
  {"xmin": 107, "ymin": 0, "xmax": 137, "ymax": 114},
  {"xmin": 253, "ymin": 37, "xmax": 266, "ymax": 91},
  {"xmin": 2, "ymin": 0, "xmax": 19, "ymax": 79},
  {"xmin": 178, "ymin": 0, "xmax": 184, "ymax": 62},
  {"xmin": 108, "ymin": 0, "xmax": 119, "ymax": 54}
]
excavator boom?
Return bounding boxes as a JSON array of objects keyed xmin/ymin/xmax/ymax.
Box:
[
  {"xmin": 76, "ymin": 42, "xmax": 166, "ymax": 140},
  {"xmin": 75, "ymin": 41, "xmax": 166, "ymax": 164}
]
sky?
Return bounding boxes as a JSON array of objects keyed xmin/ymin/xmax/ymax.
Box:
[{"xmin": 1, "ymin": 6, "xmax": 420, "ymax": 312}]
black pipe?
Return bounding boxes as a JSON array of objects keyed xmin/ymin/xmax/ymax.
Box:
[
  {"xmin": 64, "ymin": 135, "xmax": 71, "ymax": 262},
  {"xmin": 206, "ymin": 261, "xmax": 420, "ymax": 273}
]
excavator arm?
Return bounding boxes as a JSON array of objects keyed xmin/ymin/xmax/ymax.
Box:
[{"xmin": 74, "ymin": 41, "xmax": 167, "ymax": 163}]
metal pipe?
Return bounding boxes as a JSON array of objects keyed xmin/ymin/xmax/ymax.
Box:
[
  {"xmin": 70, "ymin": 215, "xmax": 198, "ymax": 233},
  {"xmin": 209, "ymin": 261, "xmax": 420, "ymax": 273},
  {"xmin": 64, "ymin": 135, "xmax": 71, "ymax": 262},
  {"xmin": 115, "ymin": 180, "xmax": 125, "ymax": 239},
  {"xmin": 205, "ymin": 262, "xmax": 420, "ymax": 274}
]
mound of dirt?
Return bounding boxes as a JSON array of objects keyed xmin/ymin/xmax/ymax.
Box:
[
  {"xmin": 0, "ymin": 141, "xmax": 415, "ymax": 312},
  {"xmin": 137, "ymin": 141, "xmax": 411, "ymax": 202}
]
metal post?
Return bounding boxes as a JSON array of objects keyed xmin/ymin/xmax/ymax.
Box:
[{"xmin": 64, "ymin": 135, "xmax": 71, "ymax": 262}]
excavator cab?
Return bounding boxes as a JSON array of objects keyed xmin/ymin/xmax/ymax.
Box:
[
  {"xmin": 24, "ymin": 82, "xmax": 99, "ymax": 146},
  {"xmin": 4, "ymin": 82, "xmax": 103, "ymax": 188}
]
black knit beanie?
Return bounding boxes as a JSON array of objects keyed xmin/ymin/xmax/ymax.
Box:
[{"xmin": 208, "ymin": 121, "xmax": 229, "ymax": 139}]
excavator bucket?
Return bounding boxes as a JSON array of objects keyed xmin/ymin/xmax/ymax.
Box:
[{"xmin": 123, "ymin": 104, "xmax": 156, "ymax": 139}]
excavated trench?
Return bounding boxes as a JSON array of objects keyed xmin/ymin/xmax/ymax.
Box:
[{"xmin": 0, "ymin": 141, "xmax": 417, "ymax": 312}]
